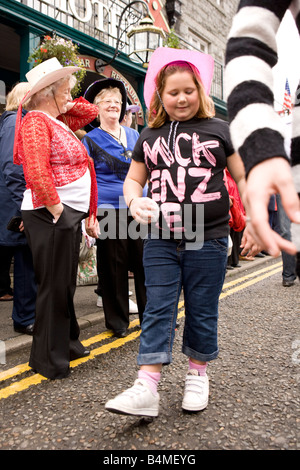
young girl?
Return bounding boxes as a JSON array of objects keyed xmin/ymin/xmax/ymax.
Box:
[{"xmin": 105, "ymin": 47, "xmax": 247, "ymax": 417}]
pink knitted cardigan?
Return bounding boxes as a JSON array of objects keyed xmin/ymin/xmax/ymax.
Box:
[{"xmin": 15, "ymin": 97, "xmax": 99, "ymax": 219}]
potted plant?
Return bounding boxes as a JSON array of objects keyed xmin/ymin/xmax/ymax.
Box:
[{"xmin": 28, "ymin": 34, "xmax": 86, "ymax": 97}]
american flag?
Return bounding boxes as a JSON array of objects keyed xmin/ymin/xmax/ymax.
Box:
[{"xmin": 283, "ymin": 78, "xmax": 292, "ymax": 114}]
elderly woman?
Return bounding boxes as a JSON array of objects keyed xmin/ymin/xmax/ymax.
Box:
[
  {"xmin": 82, "ymin": 78, "xmax": 147, "ymax": 338},
  {"xmin": 14, "ymin": 58, "xmax": 99, "ymax": 380}
]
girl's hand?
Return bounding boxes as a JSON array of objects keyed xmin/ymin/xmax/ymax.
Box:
[{"xmin": 129, "ymin": 197, "xmax": 159, "ymax": 225}]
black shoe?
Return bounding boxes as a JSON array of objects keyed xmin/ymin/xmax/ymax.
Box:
[
  {"xmin": 0, "ymin": 294, "xmax": 13, "ymax": 301},
  {"xmin": 282, "ymin": 279, "xmax": 295, "ymax": 287},
  {"xmin": 69, "ymin": 339, "xmax": 90, "ymax": 360},
  {"xmin": 114, "ymin": 329, "xmax": 129, "ymax": 338},
  {"xmin": 14, "ymin": 323, "xmax": 34, "ymax": 335}
]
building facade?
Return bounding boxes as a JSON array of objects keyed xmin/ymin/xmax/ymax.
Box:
[
  {"xmin": 0, "ymin": 0, "xmax": 239, "ymax": 121},
  {"xmin": 166, "ymin": 0, "xmax": 240, "ymax": 118},
  {"xmin": 0, "ymin": 0, "xmax": 170, "ymax": 125}
]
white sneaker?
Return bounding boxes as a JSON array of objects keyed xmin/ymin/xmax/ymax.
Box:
[
  {"xmin": 129, "ymin": 299, "xmax": 138, "ymax": 313},
  {"xmin": 105, "ymin": 379, "xmax": 159, "ymax": 417},
  {"xmin": 182, "ymin": 370, "xmax": 209, "ymax": 411},
  {"xmin": 96, "ymin": 296, "xmax": 103, "ymax": 308},
  {"xmin": 98, "ymin": 296, "xmax": 137, "ymax": 312}
]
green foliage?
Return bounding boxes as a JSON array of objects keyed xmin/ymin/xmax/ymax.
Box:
[
  {"xmin": 28, "ymin": 34, "xmax": 86, "ymax": 97},
  {"xmin": 163, "ymin": 28, "xmax": 181, "ymax": 49}
]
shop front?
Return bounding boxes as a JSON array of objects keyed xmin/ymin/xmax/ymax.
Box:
[{"xmin": 0, "ymin": 0, "xmax": 169, "ymax": 126}]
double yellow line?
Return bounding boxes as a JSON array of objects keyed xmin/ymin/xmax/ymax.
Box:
[{"xmin": 0, "ymin": 261, "xmax": 282, "ymax": 400}]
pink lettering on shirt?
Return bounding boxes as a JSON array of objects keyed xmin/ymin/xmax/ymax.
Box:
[{"xmin": 143, "ymin": 132, "xmax": 222, "ymax": 230}]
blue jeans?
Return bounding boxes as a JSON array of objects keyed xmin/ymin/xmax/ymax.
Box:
[{"xmin": 138, "ymin": 236, "xmax": 228, "ymax": 366}]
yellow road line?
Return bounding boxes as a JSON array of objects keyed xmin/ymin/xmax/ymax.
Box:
[
  {"xmin": 222, "ymin": 261, "xmax": 282, "ymax": 289},
  {"xmin": 220, "ymin": 266, "xmax": 282, "ymax": 299},
  {"xmin": 0, "ymin": 262, "xmax": 282, "ymax": 400},
  {"xmin": 0, "ymin": 362, "xmax": 31, "ymax": 382}
]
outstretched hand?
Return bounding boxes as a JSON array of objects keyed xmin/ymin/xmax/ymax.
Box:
[{"xmin": 242, "ymin": 158, "xmax": 300, "ymax": 257}]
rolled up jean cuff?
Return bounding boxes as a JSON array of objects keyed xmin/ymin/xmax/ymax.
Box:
[
  {"xmin": 182, "ymin": 345, "xmax": 219, "ymax": 362},
  {"xmin": 137, "ymin": 351, "xmax": 172, "ymax": 366}
]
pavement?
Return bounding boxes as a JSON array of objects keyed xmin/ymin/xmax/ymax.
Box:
[{"xmin": 0, "ymin": 253, "xmax": 280, "ymax": 359}]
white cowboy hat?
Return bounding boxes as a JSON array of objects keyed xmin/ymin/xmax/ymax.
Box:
[{"xmin": 22, "ymin": 57, "xmax": 81, "ymax": 103}]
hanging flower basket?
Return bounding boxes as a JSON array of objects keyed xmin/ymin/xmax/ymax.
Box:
[{"xmin": 28, "ymin": 34, "xmax": 86, "ymax": 97}]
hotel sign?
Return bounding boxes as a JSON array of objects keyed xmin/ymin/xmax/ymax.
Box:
[
  {"xmin": 19, "ymin": 0, "xmax": 149, "ymax": 41},
  {"xmin": 18, "ymin": 0, "xmax": 168, "ymax": 39}
]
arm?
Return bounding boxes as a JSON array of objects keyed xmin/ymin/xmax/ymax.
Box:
[
  {"xmin": 0, "ymin": 115, "xmax": 26, "ymax": 212},
  {"xmin": 226, "ymin": 152, "xmax": 246, "ymax": 198},
  {"xmin": 227, "ymin": 152, "xmax": 261, "ymax": 255},
  {"xmin": 123, "ymin": 160, "xmax": 148, "ymax": 206},
  {"xmin": 225, "ymin": 1, "xmax": 300, "ymax": 255},
  {"xmin": 123, "ymin": 160, "xmax": 159, "ymax": 224},
  {"xmin": 58, "ymin": 97, "xmax": 99, "ymax": 132},
  {"xmin": 21, "ymin": 114, "xmax": 63, "ymax": 221}
]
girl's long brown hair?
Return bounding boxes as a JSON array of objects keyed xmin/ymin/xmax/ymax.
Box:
[{"xmin": 148, "ymin": 62, "xmax": 215, "ymax": 128}]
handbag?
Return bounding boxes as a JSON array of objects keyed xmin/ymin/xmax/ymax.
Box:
[{"xmin": 229, "ymin": 197, "xmax": 246, "ymax": 232}]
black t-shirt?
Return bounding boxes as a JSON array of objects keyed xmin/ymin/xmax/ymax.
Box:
[{"xmin": 132, "ymin": 117, "xmax": 234, "ymax": 241}]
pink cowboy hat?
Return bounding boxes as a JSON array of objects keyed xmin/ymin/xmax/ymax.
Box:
[{"xmin": 144, "ymin": 47, "xmax": 214, "ymax": 109}]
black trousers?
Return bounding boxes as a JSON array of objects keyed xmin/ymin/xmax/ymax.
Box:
[
  {"xmin": 22, "ymin": 205, "xmax": 86, "ymax": 379},
  {"xmin": 228, "ymin": 228, "xmax": 243, "ymax": 267},
  {"xmin": 0, "ymin": 245, "xmax": 14, "ymax": 297},
  {"xmin": 0, "ymin": 244, "xmax": 36, "ymax": 326},
  {"xmin": 97, "ymin": 209, "xmax": 146, "ymax": 333}
]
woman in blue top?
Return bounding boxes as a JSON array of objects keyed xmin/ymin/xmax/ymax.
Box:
[{"xmin": 83, "ymin": 78, "xmax": 147, "ymax": 338}]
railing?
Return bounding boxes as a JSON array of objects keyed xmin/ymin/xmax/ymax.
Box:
[
  {"xmin": 210, "ymin": 60, "xmax": 224, "ymax": 101},
  {"xmin": 15, "ymin": 0, "xmax": 225, "ymax": 101},
  {"xmin": 177, "ymin": 35, "xmax": 224, "ymax": 101}
]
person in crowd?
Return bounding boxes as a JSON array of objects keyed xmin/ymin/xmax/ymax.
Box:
[
  {"xmin": 13, "ymin": 57, "xmax": 99, "ymax": 379},
  {"xmin": 225, "ymin": 168, "xmax": 246, "ymax": 269},
  {"xmin": 121, "ymin": 103, "xmax": 140, "ymax": 128},
  {"xmin": 105, "ymin": 47, "xmax": 254, "ymax": 417},
  {"xmin": 0, "ymin": 82, "xmax": 36, "ymax": 334},
  {"xmin": 276, "ymin": 194, "xmax": 297, "ymax": 286},
  {"xmin": 82, "ymin": 78, "xmax": 147, "ymax": 338},
  {"xmin": 121, "ymin": 104, "xmax": 141, "ymax": 283},
  {"xmin": 225, "ymin": 0, "xmax": 300, "ymax": 278}
]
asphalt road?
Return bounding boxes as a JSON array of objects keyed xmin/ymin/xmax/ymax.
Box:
[{"xmin": 0, "ymin": 255, "xmax": 299, "ymax": 455}]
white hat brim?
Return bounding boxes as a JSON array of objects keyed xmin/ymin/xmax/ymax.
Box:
[{"xmin": 22, "ymin": 65, "xmax": 81, "ymax": 103}]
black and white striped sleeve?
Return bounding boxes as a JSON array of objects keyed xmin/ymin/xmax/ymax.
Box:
[{"xmin": 224, "ymin": 0, "xmax": 293, "ymax": 177}]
